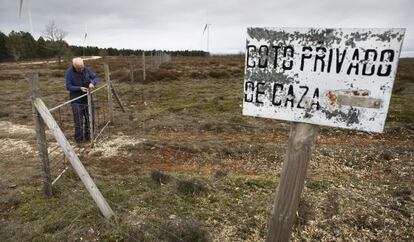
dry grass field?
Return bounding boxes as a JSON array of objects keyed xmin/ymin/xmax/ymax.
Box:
[{"xmin": 0, "ymin": 55, "xmax": 413, "ymax": 241}]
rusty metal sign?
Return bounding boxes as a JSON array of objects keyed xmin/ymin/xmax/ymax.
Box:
[{"xmin": 243, "ymin": 27, "xmax": 405, "ymax": 133}]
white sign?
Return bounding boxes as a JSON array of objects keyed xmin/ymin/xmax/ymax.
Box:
[{"xmin": 243, "ymin": 27, "xmax": 405, "ymax": 133}]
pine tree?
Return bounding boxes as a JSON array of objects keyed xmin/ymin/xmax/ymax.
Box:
[
  {"xmin": 36, "ymin": 36, "xmax": 50, "ymax": 58},
  {"xmin": 6, "ymin": 31, "xmax": 24, "ymax": 61},
  {"xmin": 0, "ymin": 31, "xmax": 11, "ymax": 62}
]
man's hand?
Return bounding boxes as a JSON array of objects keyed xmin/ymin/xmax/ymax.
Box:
[
  {"xmin": 80, "ymin": 87, "xmax": 88, "ymax": 93},
  {"xmin": 89, "ymin": 83, "xmax": 95, "ymax": 89}
]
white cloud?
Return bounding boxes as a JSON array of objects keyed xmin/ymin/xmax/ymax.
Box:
[{"xmin": 0, "ymin": 0, "xmax": 413, "ymax": 55}]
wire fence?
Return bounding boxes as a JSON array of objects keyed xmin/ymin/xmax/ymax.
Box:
[
  {"xmin": 45, "ymin": 83, "xmax": 112, "ymax": 187},
  {"xmin": 26, "ymin": 59, "xmax": 412, "ymax": 241},
  {"xmin": 125, "ymin": 51, "xmax": 171, "ymax": 82},
  {"xmin": 28, "ymin": 63, "xmax": 202, "ymax": 241}
]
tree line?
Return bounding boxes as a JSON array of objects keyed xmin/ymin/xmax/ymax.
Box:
[{"xmin": 0, "ymin": 30, "xmax": 208, "ymax": 62}]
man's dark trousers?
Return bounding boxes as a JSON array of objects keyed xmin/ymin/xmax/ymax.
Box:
[{"xmin": 71, "ymin": 102, "xmax": 95, "ymax": 143}]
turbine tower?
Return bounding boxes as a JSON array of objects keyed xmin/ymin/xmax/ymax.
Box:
[
  {"xmin": 203, "ymin": 23, "xmax": 211, "ymax": 54},
  {"xmin": 83, "ymin": 24, "xmax": 88, "ymax": 57}
]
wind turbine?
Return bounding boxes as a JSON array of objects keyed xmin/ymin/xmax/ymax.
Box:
[
  {"xmin": 203, "ymin": 23, "xmax": 211, "ymax": 54},
  {"xmin": 19, "ymin": 0, "xmax": 34, "ymax": 34},
  {"xmin": 83, "ymin": 24, "xmax": 88, "ymax": 56}
]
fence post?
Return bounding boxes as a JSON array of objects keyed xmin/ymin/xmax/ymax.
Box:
[
  {"xmin": 111, "ymin": 86, "xmax": 126, "ymax": 112},
  {"xmin": 33, "ymin": 98, "xmax": 114, "ymax": 219},
  {"xmin": 150, "ymin": 52, "xmax": 153, "ymax": 68},
  {"xmin": 142, "ymin": 51, "xmax": 146, "ymax": 81},
  {"xmin": 104, "ymin": 63, "xmax": 114, "ymax": 123},
  {"xmin": 156, "ymin": 51, "xmax": 159, "ymax": 69},
  {"xmin": 87, "ymin": 89, "xmax": 94, "ymax": 146},
  {"xmin": 129, "ymin": 57, "xmax": 135, "ymax": 83},
  {"xmin": 266, "ymin": 122, "xmax": 318, "ymax": 242},
  {"xmin": 28, "ymin": 72, "xmax": 52, "ymax": 197}
]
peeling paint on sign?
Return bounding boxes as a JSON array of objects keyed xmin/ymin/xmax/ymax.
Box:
[{"xmin": 242, "ymin": 27, "xmax": 405, "ymax": 133}]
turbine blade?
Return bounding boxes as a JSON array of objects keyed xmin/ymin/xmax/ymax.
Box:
[
  {"xmin": 84, "ymin": 24, "xmax": 88, "ymax": 43},
  {"xmin": 203, "ymin": 24, "xmax": 208, "ymax": 35},
  {"xmin": 19, "ymin": 0, "xmax": 23, "ymax": 18}
]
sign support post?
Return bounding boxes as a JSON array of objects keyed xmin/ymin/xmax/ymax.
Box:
[{"xmin": 266, "ymin": 122, "xmax": 318, "ymax": 242}]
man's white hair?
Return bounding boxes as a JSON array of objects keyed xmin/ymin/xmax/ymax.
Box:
[{"xmin": 72, "ymin": 57, "xmax": 84, "ymax": 66}]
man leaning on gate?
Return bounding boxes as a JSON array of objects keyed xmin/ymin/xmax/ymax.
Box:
[{"xmin": 65, "ymin": 57, "xmax": 98, "ymax": 144}]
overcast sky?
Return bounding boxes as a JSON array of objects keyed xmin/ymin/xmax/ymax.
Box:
[{"xmin": 1, "ymin": 0, "xmax": 413, "ymax": 56}]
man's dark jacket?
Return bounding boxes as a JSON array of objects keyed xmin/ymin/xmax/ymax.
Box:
[{"xmin": 65, "ymin": 66, "xmax": 99, "ymax": 103}]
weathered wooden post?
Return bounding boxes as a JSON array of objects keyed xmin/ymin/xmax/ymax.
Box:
[
  {"xmin": 129, "ymin": 57, "xmax": 135, "ymax": 83},
  {"xmin": 29, "ymin": 72, "xmax": 52, "ymax": 197},
  {"xmin": 33, "ymin": 98, "xmax": 114, "ymax": 218},
  {"xmin": 87, "ymin": 89, "xmax": 94, "ymax": 146},
  {"xmin": 150, "ymin": 51, "xmax": 153, "ymax": 68},
  {"xmin": 242, "ymin": 27, "xmax": 405, "ymax": 242},
  {"xmin": 111, "ymin": 86, "xmax": 126, "ymax": 112},
  {"xmin": 142, "ymin": 51, "xmax": 146, "ymax": 81},
  {"xmin": 266, "ymin": 123, "xmax": 318, "ymax": 242},
  {"xmin": 104, "ymin": 63, "xmax": 114, "ymax": 123},
  {"xmin": 155, "ymin": 51, "xmax": 158, "ymax": 69},
  {"xmin": 157, "ymin": 51, "xmax": 161, "ymax": 68}
]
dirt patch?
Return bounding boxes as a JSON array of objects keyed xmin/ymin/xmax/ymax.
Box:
[
  {"xmin": 0, "ymin": 138, "xmax": 35, "ymax": 156},
  {"xmin": 90, "ymin": 134, "xmax": 145, "ymax": 158},
  {"xmin": 0, "ymin": 121, "xmax": 35, "ymax": 138}
]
